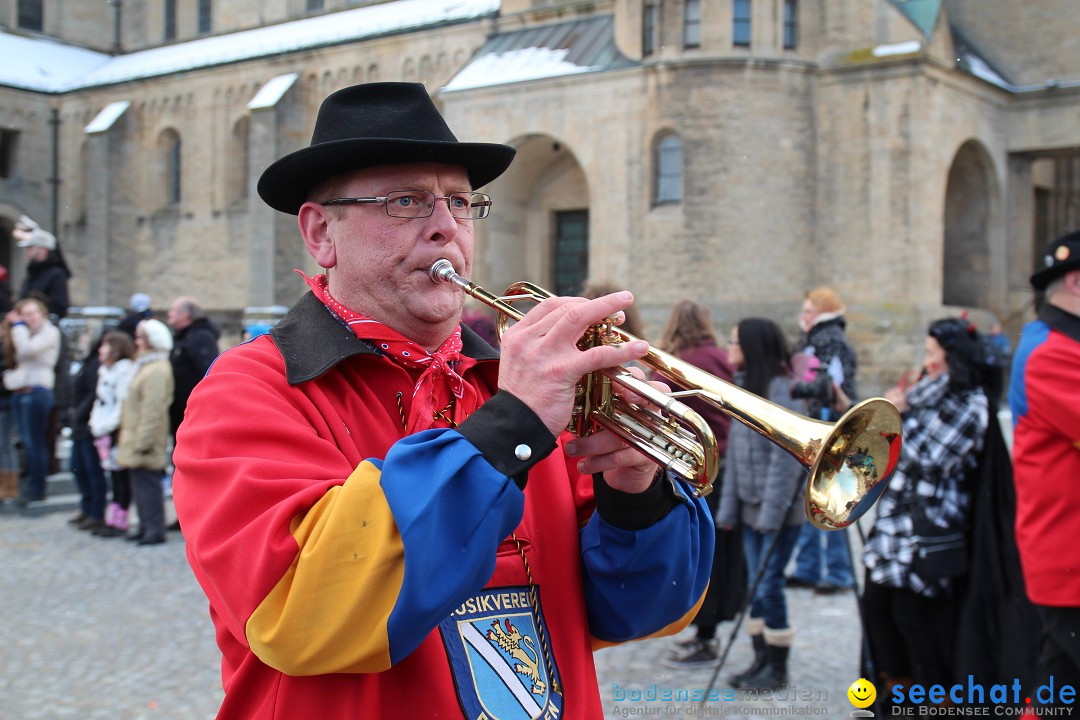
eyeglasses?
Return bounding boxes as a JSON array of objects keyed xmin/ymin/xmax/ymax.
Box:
[{"xmin": 320, "ymin": 190, "xmax": 492, "ymax": 220}]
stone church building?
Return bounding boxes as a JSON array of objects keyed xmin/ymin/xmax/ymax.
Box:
[{"xmin": 0, "ymin": 0, "xmax": 1077, "ymax": 392}]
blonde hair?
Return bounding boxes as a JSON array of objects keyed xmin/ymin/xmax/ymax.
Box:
[
  {"xmin": 805, "ymin": 287, "xmax": 844, "ymax": 314},
  {"xmin": 657, "ymin": 300, "xmax": 717, "ymax": 356},
  {"xmin": 14, "ymin": 298, "xmax": 48, "ymax": 316}
]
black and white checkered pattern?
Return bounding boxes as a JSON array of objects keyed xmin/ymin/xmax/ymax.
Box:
[{"xmin": 863, "ymin": 373, "xmax": 989, "ymax": 597}]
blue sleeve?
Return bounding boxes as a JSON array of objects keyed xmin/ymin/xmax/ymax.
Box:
[
  {"xmin": 380, "ymin": 392, "xmax": 555, "ymax": 662},
  {"xmin": 380, "ymin": 428, "xmax": 526, "ymax": 661},
  {"xmin": 579, "ymin": 477, "xmax": 714, "ymax": 642},
  {"xmin": 1009, "ymin": 320, "xmax": 1050, "ymax": 427}
]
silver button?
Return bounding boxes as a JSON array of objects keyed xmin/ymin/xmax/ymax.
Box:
[{"xmin": 514, "ymin": 444, "xmax": 532, "ymax": 461}]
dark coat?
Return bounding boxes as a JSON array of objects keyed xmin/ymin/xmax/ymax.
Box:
[
  {"xmin": 673, "ymin": 339, "xmax": 734, "ymax": 456},
  {"xmin": 717, "ymin": 375, "xmax": 806, "ymax": 532},
  {"xmin": 20, "ymin": 254, "xmax": 71, "ymax": 319},
  {"xmin": 169, "ymin": 316, "xmax": 220, "ymax": 433},
  {"xmin": 952, "ymin": 408, "xmax": 1042, "ymax": 693},
  {"xmin": 800, "ymin": 315, "xmax": 858, "ymax": 420},
  {"xmin": 70, "ymin": 349, "xmax": 102, "ymax": 441},
  {"xmin": 117, "ymin": 309, "xmax": 152, "ymax": 339}
]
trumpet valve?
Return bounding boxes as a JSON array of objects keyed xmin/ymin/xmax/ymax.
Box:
[{"xmin": 598, "ymin": 319, "xmax": 622, "ymax": 343}]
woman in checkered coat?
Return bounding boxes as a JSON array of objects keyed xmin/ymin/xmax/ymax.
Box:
[{"xmin": 862, "ymin": 318, "xmax": 991, "ymax": 693}]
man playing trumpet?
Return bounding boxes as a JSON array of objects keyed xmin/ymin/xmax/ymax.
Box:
[{"xmin": 172, "ymin": 83, "xmax": 713, "ymax": 718}]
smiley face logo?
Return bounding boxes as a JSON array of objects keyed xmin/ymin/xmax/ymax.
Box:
[{"xmin": 848, "ymin": 678, "xmax": 876, "ymax": 708}]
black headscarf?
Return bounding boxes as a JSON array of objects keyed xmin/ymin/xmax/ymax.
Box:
[{"xmin": 928, "ymin": 317, "xmax": 1003, "ymax": 399}]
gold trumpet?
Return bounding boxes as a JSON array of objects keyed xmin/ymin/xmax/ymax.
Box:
[{"xmin": 430, "ymin": 260, "xmax": 901, "ymax": 530}]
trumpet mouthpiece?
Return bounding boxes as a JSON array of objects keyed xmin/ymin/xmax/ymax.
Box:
[{"xmin": 429, "ymin": 259, "xmax": 456, "ymax": 283}]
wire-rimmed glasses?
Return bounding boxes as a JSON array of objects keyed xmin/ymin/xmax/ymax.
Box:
[{"xmin": 320, "ymin": 190, "xmax": 492, "ymax": 219}]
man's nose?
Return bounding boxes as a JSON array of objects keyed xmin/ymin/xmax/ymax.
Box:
[{"xmin": 423, "ymin": 197, "xmax": 459, "ymax": 240}]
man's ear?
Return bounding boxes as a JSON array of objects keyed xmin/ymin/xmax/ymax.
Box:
[
  {"xmin": 1065, "ymin": 269, "xmax": 1080, "ymax": 295},
  {"xmin": 298, "ymin": 202, "xmax": 337, "ymax": 269}
]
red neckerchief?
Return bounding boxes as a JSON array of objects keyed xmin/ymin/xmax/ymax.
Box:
[{"xmin": 300, "ymin": 271, "xmax": 479, "ymax": 431}]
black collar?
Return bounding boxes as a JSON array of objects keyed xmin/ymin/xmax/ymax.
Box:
[
  {"xmin": 270, "ymin": 292, "xmax": 500, "ymax": 386},
  {"xmin": 1040, "ymin": 302, "xmax": 1080, "ymax": 345}
]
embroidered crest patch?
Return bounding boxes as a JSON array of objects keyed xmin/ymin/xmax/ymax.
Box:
[{"xmin": 439, "ymin": 586, "xmax": 563, "ymax": 720}]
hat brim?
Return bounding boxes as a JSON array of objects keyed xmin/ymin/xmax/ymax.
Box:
[
  {"xmin": 1031, "ymin": 259, "xmax": 1080, "ymax": 290},
  {"xmin": 257, "ymin": 138, "xmax": 516, "ymax": 215}
]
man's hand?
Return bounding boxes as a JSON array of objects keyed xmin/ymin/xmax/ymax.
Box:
[
  {"xmin": 564, "ymin": 428, "xmax": 661, "ymax": 494},
  {"xmin": 496, "ymin": 291, "xmax": 665, "ymax": 493},
  {"xmin": 497, "ymin": 291, "xmax": 650, "ymax": 437}
]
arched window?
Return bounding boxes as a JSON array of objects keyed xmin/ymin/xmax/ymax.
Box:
[
  {"xmin": 642, "ymin": 3, "xmax": 657, "ymax": 57},
  {"xmin": 164, "ymin": 0, "xmax": 177, "ymax": 40},
  {"xmin": 733, "ymin": 0, "xmax": 751, "ymax": 47},
  {"xmin": 684, "ymin": 0, "xmax": 701, "ymax": 49},
  {"xmin": 78, "ymin": 140, "xmax": 89, "ymax": 220},
  {"xmin": 0, "ymin": 128, "xmax": 19, "ymax": 178},
  {"xmin": 17, "ymin": 0, "xmax": 43, "ymax": 31},
  {"xmin": 783, "ymin": 0, "xmax": 798, "ymax": 49},
  {"xmin": 654, "ymin": 133, "xmax": 683, "ymax": 205},
  {"xmin": 159, "ymin": 129, "xmax": 182, "ymax": 206},
  {"xmin": 228, "ymin": 117, "xmax": 250, "ymax": 202},
  {"xmin": 197, "ymin": 0, "xmax": 212, "ymax": 35}
]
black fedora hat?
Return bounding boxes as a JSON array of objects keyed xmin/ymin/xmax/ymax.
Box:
[
  {"xmin": 257, "ymin": 82, "xmax": 516, "ymax": 215},
  {"xmin": 1031, "ymin": 229, "xmax": 1080, "ymax": 290}
]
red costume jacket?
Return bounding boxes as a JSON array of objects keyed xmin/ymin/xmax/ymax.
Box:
[
  {"xmin": 173, "ymin": 293, "xmax": 713, "ymax": 718},
  {"xmin": 1009, "ymin": 303, "xmax": 1080, "ymax": 607}
]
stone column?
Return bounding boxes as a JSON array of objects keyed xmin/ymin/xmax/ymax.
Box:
[
  {"xmin": 1006, "ymin": 154, "xmax": 1035, "ymax": 322},
  {"xmin": 84, "ymin": 101, "xmax": 131, "ymax": 306},
  {"xmin": 247, "ymin": 74, "xmax": 299, "ymax": 308}
]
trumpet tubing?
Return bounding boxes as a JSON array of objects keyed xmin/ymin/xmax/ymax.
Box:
[{"xmin": 430, "ymin": 259, "xmax": 902, "ymax": 529}]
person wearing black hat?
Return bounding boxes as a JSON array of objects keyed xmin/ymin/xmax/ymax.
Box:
[
  {"xmin": 171, "ymin": 83, "xmax": 713, "ymax": 718},
  {"xmin": 1008, "ymin": 230, "xmax": 1080, "ymax": 700},
  {"xmin": 13, "ymin": 215, "xmax": 71, "ymax": 320}
]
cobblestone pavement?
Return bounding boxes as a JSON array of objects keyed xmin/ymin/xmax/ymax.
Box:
[{"xmin": 1, "ymin": 508, "xmax": 867, "ymax": 719}]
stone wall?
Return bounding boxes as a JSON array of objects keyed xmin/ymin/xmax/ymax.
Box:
[{"xmin": 2, "ymin": 0, "xmax": 1077, "ymax": 393}]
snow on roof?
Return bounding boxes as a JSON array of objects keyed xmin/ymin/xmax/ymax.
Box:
[
  {"xmin": 248, "ymin": 73, "xmax": 299, "ymax": 110},
  {"xmin": 872, "ymin": 40, "xmax": 922, "ymax": 58},
  {"xmin": 444, "ymin": 46, "xmax": 596, "ymax": 91},
  {"xmin": 0, "ymin": 0, "xmax": 499, "ymax": 94},
  {"xmin": 443, "ymin": 15, "xmax": 635, "ymax": 92},
  {"xmin": 949, "ymin": 24, "xmax": 1014, "ymax": 91},
  {"xmin": 85, "ymin": 100, "xmax": 131, "ymax": 133},
  {"xmin": 957, "ymin": 48, "xmax": 1011, "ymax": 90},
  {"xmin": 0, "ymin": 32, "xmax": 111, "ymax": 92}
]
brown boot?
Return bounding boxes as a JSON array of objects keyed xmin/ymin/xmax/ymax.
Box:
[{"xmin": 0, "ymin": 470, "xmax": 18, "ymax": 501}]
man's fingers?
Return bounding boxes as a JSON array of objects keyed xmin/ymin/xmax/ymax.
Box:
[
  {"xmin": 566, "ymin": 428, "xmax": 642, "ymax": 458},
  {"xmin": 566, "ymin": 430, "xmax": 658, "ymax": 480},
  {"xmin": 514, "ymin": 292, "xmax": 633, "ymax": 343}
]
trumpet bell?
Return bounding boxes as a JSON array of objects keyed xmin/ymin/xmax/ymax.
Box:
[{"xmin": 804, "ymin": 398, "xmax": 902, "ymax": 530}]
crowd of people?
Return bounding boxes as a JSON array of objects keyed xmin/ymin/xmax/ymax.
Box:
[
  {"xmin": 0, "ymin": 227, "xmax": 222, "ymax": 545},
  {"xmin": 2, "ymin": 81, "xmax": 1077, "ymax": 718}
]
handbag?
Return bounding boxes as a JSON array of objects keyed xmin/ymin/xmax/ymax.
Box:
[{"xmin": 909, "ymin": 484, "xmax": 968, "ymax": 581}]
